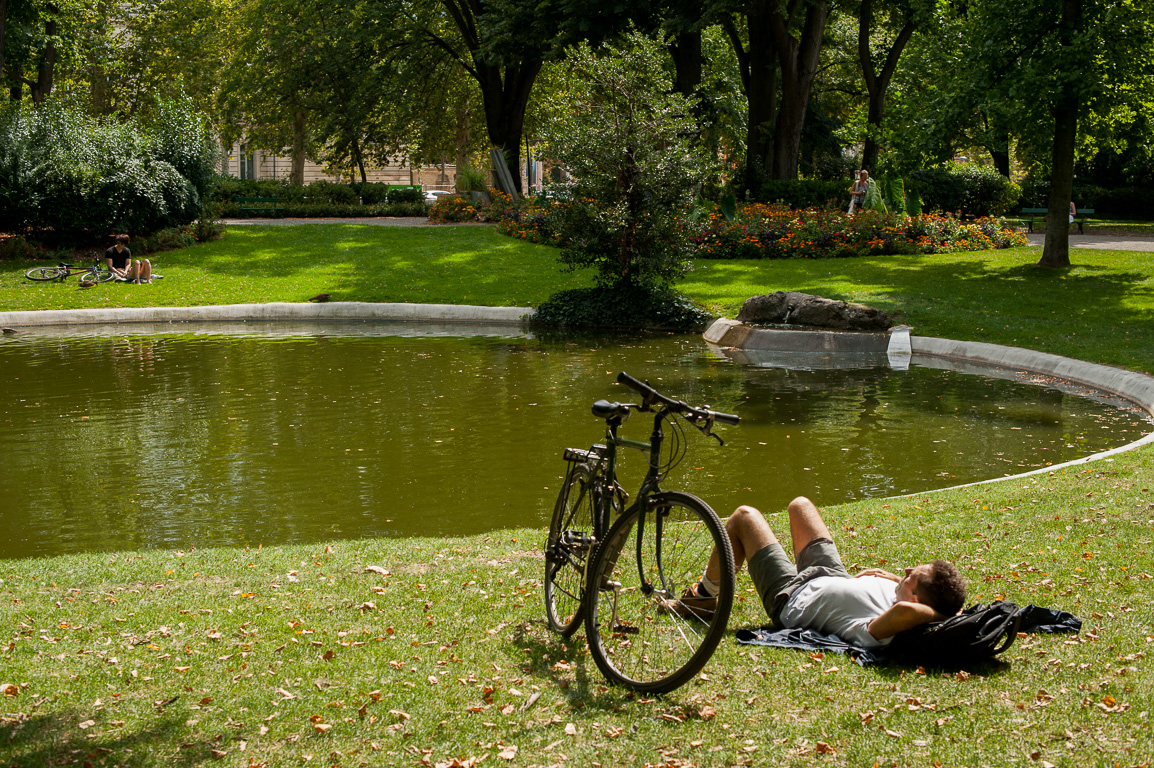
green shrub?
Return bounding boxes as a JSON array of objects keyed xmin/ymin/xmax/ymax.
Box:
[
  {"xmin": 350, "ymin": 182, "xmax": 389, "ymax": 204},
  {"xmin": 907, "ymin": 163, "xmax": 1020, "ymax": 217},
  {"xmin": 754, "ymin": 179, "xmax": 848, "ymax": 209},
  {"xmin": 145, "ymin": 96, "xmax": 218, "ymax": 204},
  {"xmin": 532, "ymin": 285, "xmax": 712, "ymax": 330},
  {"xmin": 386, "ymin": 186, "xmax": 424, "ymax": 204},
  {"xmin": 0, "ymin": 234, "xmax": 38, "ymax": 260},
  {"xmin": 456, "ymin": 167, "xmax": 488, "ymax": 192},
  {"xmin": 540, "ymin": 33, "xmax": 715, "ymax": 292},
  {"xmin": 0, "ymin": 97, "xmax": 209, "ymax": 242}
]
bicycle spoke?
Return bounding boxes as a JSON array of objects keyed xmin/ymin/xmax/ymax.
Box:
[{"xmin": 585, "ymin": 493, "xmax": 734, "ymax": 693}]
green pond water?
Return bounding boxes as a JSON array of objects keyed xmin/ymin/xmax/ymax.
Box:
[{"xmin": 1, "ymin": 323, "xmax": 1149, "ymax": 560}]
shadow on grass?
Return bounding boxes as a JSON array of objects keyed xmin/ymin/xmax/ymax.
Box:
[{"xmin": 4, "ymin": 707, "xmax": 229, "ymax": 767}]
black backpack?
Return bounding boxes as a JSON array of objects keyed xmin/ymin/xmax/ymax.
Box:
[{"xmin": 884, "ymin": 601, "xmax": 1022, "ymax": 668}]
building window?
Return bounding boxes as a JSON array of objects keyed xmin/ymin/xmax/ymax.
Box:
[{"xmin": 239, "ymin": 145, "xmax": 255, "ymax": 180}]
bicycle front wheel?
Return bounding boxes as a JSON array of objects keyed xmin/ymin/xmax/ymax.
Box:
[
  {"xmin": 91, "ymin": 269, "xmax": 115, "ymax": 283},
  {"xmin": 544, "ymin": 463, "xmax": 598, "ymax": 636},
  {"xmin": 584, "ymin": 491, "xmax": 735, "ymax": 694},
  {"xmin": 25, "ymin": 267, "xmax": 66, "ymax": 281}
]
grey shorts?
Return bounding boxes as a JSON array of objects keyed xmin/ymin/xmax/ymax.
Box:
[{"xmin": 747, "ymin": 537, "xmax": 850, "ymax": 627}]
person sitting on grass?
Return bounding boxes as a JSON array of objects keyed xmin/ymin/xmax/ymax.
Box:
[
  {"xmin": 105, "ymin": 234, "xmax": 152, "ymax": 284},
  {"xmin": 666, "ymin": 497, "xmax": 966, "ymax": 648}
]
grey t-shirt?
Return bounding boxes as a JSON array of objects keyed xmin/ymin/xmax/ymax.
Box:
[{"xmin": 779, "ymin": 574, "xmax": 896, "ymax": 648}]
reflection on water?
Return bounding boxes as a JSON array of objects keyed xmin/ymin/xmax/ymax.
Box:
[{"xmin": 1, "ymin": 325, "xmax": 1148, "ymax": 559}]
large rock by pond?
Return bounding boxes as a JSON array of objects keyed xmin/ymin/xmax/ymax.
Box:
[{"xmin": 736, "ymin": 292, "xmax": 892, "ymax": 331}]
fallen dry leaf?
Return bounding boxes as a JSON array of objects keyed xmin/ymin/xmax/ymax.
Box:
[
  {"xmin": 816, "ymin": 742, "xmax": 836, "ymax": 754},
  {"xmin": 564, "ymin": 723, "xmax": 577, "ymax": 736},
  {"xmin": 313, "ymin": 723, "xmax": 332, "ymax": 733},
  {"xmin": 497, "ymin": 745, "xmax": 517, "ymax": 760}
]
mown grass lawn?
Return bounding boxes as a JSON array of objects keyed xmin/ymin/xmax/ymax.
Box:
[
  {"xmin": 2, "ymin": 222, "xmax": 1153, "ymax": 766},
  {"xmin": 0, "ymin": 225, "xmax": 592, "ymax": 313}
]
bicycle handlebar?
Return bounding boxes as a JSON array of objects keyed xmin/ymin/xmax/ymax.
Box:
[{"xmin": 616, "ymin": 371, "xmax": 740, "ymax": 426}]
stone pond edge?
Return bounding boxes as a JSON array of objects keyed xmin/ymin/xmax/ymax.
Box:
[{"xmin": 704, "ymin": 318, "xmax": 1154, "ymax": 491}]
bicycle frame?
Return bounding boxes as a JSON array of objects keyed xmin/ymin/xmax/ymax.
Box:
[{"xmin": 595, "ymin": 405, "xmax": 682, "ymax": 600}]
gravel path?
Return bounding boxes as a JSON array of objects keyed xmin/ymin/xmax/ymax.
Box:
[{"xmin": 1024, "ymin": 233, "xmax": 1154, "ymax": 251}]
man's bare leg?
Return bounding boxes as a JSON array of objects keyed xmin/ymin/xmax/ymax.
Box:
[
  {"xmin": 787, "ymin": 496, "xmax": 833, "ymax": 558},
  {"xmin": 702, "ymin": 505, "xmax": 780, "ymax": 587}
]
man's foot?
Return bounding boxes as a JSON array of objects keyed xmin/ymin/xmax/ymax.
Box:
[{"xmin": 661, "ymin": 582, "xmax": 717, "ymax": 621}]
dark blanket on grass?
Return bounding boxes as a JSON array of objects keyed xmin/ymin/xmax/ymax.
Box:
[{"xmin": 734, "ymin": 604, "xmax": 1081, "ymax": 666}]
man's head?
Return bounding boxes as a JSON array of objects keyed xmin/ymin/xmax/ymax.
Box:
[
  {"xmin": 116, "ymin": 234, "xmax": 130, "ymax": 245},
  {"xmin": 897, "ymin": 560, "xmax": 966, "ymax": 616}
]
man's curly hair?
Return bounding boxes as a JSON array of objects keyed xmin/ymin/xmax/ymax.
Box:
[{"xmin": 918, "ymin": 560, "xmax": 966, "ymax": 616}]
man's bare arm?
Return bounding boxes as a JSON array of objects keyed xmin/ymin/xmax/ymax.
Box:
[
  {"xmin": 867, "ymin": 601, "xmax": 940, "ymax": 640},
  {"xmin": 855, "ymin": 568, "xmax": 899, "ymax": 582}
]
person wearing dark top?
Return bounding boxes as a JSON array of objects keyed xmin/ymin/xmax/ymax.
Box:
[{"xmin": 105, "ymin": 234, "xmax": 152, "ymax": 284}]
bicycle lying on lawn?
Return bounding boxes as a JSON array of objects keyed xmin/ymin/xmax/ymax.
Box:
[
  {"xmin": 544, "ymin": 371, "xmax": 739, "ymax": 693},
  {"xmin": 25, "ymin": 254, "xmax": 114, "ymax": 284}
]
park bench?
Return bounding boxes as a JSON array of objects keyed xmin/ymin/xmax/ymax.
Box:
[
  {"xmin": 235, "ymin": 196, "xmax": 281, "ymax": 218},
  {"xmin": 1019, "ymin": 207, "xmax": 1094, "ymax": 234}
]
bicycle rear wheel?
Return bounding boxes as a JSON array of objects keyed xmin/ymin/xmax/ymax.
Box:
[
  {"xmin": 544, "ymin": 463, "xmax": 598, "ymax": 636},
  {"xmin": 584, "ymin": 491, "xmax": 735, "ymax": 694},
  {"xmin": 25, "ymin": 267, "xmax": 66, "ymax": 281}
]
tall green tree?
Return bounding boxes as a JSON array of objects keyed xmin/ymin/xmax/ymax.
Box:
[
  {"xmin": 898, "ymin": 0, "xmax": 1154, "ymax": 267},
  {"xmin": 855, "ymin": 0, "xmax": 929, "ymax": 174}
]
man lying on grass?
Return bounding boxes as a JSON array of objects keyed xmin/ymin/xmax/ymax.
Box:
[{"xmin": 666, "ymin": 496, "xmax": 966, "ymax": 647}]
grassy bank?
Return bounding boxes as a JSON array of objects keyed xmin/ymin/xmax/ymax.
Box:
[
  {"xmin": 3, "ymin": 223, "xmax": 1154, "ymax": 765},
  {"xmin": 3, "ymin": 458, "xmax": 1152, "ymax": 766}
]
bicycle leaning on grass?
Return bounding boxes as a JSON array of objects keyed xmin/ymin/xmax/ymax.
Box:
[
  {"xmin": 544, "ymin": 371, "xmax": 739, "ymax": 693},
  {"xmin": 25, "ymin": 253, "xmax": 114, "ymax": 284}
]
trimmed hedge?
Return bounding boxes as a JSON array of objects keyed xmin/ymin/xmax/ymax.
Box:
[
  {"xmin": 218, "ymin": 201, "xmax": 427, "ymax": 218},
  {"xmin": 211, "ymin": 178, "xmax": 425, "ymax": 208},
  {"xmin": 754, "ymin": 179, "xmax": 848, "ymax": 209},
  {"xmin": 906, "ymin": 164, "xmax": 1020, "ymax": 217},
  {"xmin": 1018, "ymin": 180, "xmax": 1154, "ymax": 219},
  {"xmin": 746, "ymin": 165, "xmax": 1021, "ymax": 218}
]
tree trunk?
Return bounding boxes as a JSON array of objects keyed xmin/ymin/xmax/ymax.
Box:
[
  {"xmin": 769, "ymin": 0, "xmax": 830, "ymax": 179},
  {"xmin": 454, "ymin": 104, "xmax": 471, "ymax": 171},
  {"xmin": 722, "ymin": 9, "xmax": 776, "ymax": 195},
  {"xmin": 476, "ymin": 58, "xmax": 540, "ymax": 196},
  {"xmin": 351, "ymin": 134, "xmax": 367, "ymax": 184},
  {"xmin": 1038, "ymin": 0, "xmax": 1081, "ymax": 269},
  {"xmin": 669, "ymin": 29, "xmax": 702, "ymax": 98},
  {"xmin": 31, "ymin": 5, "xmax": 58, "ymax": 103},
  {"xmin": 858, "ymin": 0, "xmax": 916, "ymax": 176},
  {"xmin": 988, "ymin": 135, "xmax": 1011, "ymax": 178},
  {"xmin": 291, "ymin": 108, "xmax": 306, "ymax": 185},
  {"xmin": 0, "ymin": 0, "xmax": 8, "ymax": 88}
]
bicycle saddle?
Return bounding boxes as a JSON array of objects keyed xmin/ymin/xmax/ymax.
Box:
[{"xmin": 591, "ymin": 399, "xmax": 630, "ymax": 421}]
